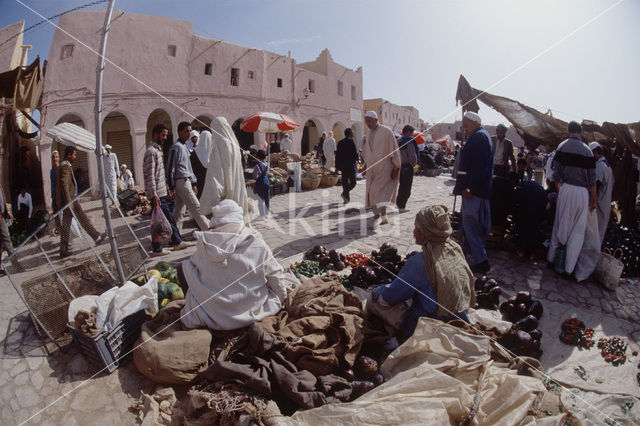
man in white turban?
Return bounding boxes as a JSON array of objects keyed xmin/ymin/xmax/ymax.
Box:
[
  {"xmin": 180, "ymin": 200, "xmax": 287, "ymax": 330},
  {"xmin": 280, "ymin": 133, "xmax": 293, "ymax": 152},
  {"xmin": 199, "ymin": 117, "xmax": 249, "ymax": 223},
  {"xmin": 361, "ymin": 110, "xmax": 401, "ymax": 229}
]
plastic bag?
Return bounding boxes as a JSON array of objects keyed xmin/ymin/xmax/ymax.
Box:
[
  {"xmin": 70, "ymin": 217, "xmax": 81, "ymax": 240},
  {"xmin": 150, "ymin": 205, "xmax": 172, "ymax": 242}
]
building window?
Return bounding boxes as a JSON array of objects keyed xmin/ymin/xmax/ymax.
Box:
[
  {"xmin": 337, "ymin": 80, "xmax": 343, "ymax": 96},
  {"xmin": 168, "ymin": 45, "xmax": 176, "ymax": 57},
  {"xmin": 308, "ymin": 79, "xmax": 315, "ymax": 93},
  {"xmin": 61, "ymin": 44, "xmax": 74, "ymax": 59},
  {"xmin": 351, "ymin": 85, "xmax": 356, "ymax": 100},
  {"xmin": 204, "ymin": 63, "xmax": 212, "ymax": 75},
  {"xmin": 248, "ymin": 70, "xmax": 255, "ymax": 80},
  {"xmin": 277, "ymin": 78, "xmax": 283, "ymax": 88},
  {"xmin": 231, "ymin": 68, "xmax": 240, "ymax": 86}
]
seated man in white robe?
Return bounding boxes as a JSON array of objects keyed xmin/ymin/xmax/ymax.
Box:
[{"xmin": 180, "ymin": 200, "xmax": 287, "ymax": 330}]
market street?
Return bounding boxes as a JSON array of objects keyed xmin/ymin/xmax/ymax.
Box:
[{"xmin": 1, "ymin": 174, "xmax": 639, "ymax": 425}]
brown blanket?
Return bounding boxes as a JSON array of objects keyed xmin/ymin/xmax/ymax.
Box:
[{"xmin": 259, "ymin": 277, "xmax": 366, "ymax": 376}]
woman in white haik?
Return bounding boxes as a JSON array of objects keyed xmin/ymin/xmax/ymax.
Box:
[
  {"xmin": 198, "ymin": 117, "xmax": 249, "ymax": 223},
  {"xmin": 180, "ymin": 200, "xmax": 287, "ymax": 330}
]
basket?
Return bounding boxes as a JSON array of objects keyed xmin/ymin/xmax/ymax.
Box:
[
  {"xmin": 320, "ymin": 174, "xmax": 339, "ymax": 187},
  {"xmin": 69, "ymin": 309, "xmax": 147, "ymax": 373},
  {"xmin": 301, "ymin": 172, "xmax": 320, "ymax": 191},
  {"xmin": 594, "ymin": 248, "xmax": 624, "ymax": 291},
  {"xmin": 117, "ymin": 189, "xmax": 141, "ymax": 211}
]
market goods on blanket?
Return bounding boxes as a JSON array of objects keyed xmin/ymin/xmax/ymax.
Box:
[
  {"xmin": 559, "ymin": 318, "xmax": 594, "ymax": 349},
  {"xmin": 474, "ymin": 277, "xmax": 501, "ymax": 310},
  {"xmin": 499, "ymin": 290, "xmax": 544, "ymax": 322},
  {"xmin": 602, "ymin": 222, "xmax": 640, "ymax": 276},
  {"xmin": 304, "ymin": 246, "xmax": 347, "ymax": 271},
  {"xmin": 347, "ymin": 244, "xmax": 409, "ymax": 289}
]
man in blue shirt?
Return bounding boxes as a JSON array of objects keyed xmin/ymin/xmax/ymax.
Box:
[
  {"xmin": 454, "ymin": 111, "xmax": 494, "ymax": 274},
  {"xmin": 166, "ymin": 122, "xmax": 209, "ymax": 232}
]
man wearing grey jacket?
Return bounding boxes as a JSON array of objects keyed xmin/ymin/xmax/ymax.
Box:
[{"xmin": 166, "ymin": 121, "xmax": 209, "ymax": 232}]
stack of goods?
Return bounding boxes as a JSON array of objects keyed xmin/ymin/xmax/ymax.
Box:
[
  {"xmin": 301, "ymin": 152, "xmax": 318, "ymax": 170},
  {"xmin": 304, "ymin": 245, "xmax": 347, "ymax": 271},
  {"xmin": 474, "ymin": 276, "xmax": 502, "ymax": 310},
  {"xmin": 558, "ymin": 318, "xmax": 594, "ymax": 349},
  {"xmin": 347, "ymin": 244, "xmax": 410, "ymax": 290},
  {"xmin": 498, "ymin": 291, "xmax": 544, "ymax": 358},
  {"xmin": 601, "ymin": 222, "xmax": 640, "ymax": 276},
  {"xmin": 301, "ymin": 171, "xmax": 320, "ymax": 190},
  {"xmin": 597, "ymin": 337, "xmax": 628, "ymax": 366},
  {"xmin": 345, "ymin": 355, "xmax": 385, "ymax": 398},
  {"xmin": 136, "ymin": 261, "xmax": 184, "ymax": 309}
]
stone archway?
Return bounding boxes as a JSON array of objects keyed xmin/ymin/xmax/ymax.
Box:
[
  {"xmin": 146, "ymin": 109, "xmax": 174, "ymax": 165},
  {"xmin": 232, "ymin": 118, "xmax": 255, "ymax": 151},
  {"xmin": 54, "ymin": 113, "xmax": 90, "ymax": 192},
  {"xmin": 102, "ymin": 111, "xmax": 135, "ymax": 183},
  {"xmin": 301, "ymin": 119, "xmax": 321, "ymax": 155},
  {"xmin": 332, "ymin": 121, "xmax": 346, "ymax": 141}
]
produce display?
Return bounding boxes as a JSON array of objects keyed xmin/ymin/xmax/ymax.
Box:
[
  {"xmin": 597, "ymin": 337, "xmax": 628, "ymax": 366},
  {"xmin": 135, "ymin": 261, "xmax": 184, "ymax": 308},
  {"xmin": 304, "ymin": 246, "xmax": 347, "ymax": 271},
  {"xmin": 450, "ymin": 212, "xmax": 462, "ymax": 231},
  {"xmin": 344, "ymin": 253, "xmax": 370, "ymax": 268},
  {"xmin": 559, "ymin": 318, "xmax": 594, "ymax": 349},
  {"xmin": 347, "ymin": 244, "xmax": 410, "ymax": 290},
  {"xmin": 290, "ymin": 260, "xmax": 323, "ymax": 278},
  {"xmin": 601, "ymin": 223, "xmax": 640, "ymax": 277},
  {"xmin": 494, "ymin": 289, "xmax": 544, "ymax": 358},
  {"xmin": 347, "ymin": 355, "xmax": 385, "ymax": 399},
  {"xmin": 474, "ymin": 276, "xmax": 501, "ymax": 310}
]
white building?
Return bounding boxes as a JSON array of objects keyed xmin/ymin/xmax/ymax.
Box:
[{"xmin": 39, "ymin": 10, "xmax": 363, "ymax": 208}]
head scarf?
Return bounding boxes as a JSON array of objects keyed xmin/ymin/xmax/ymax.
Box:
[
  {"xmin": 415, "ymin": 205, "xmax": 475, "ymax": 318},
  {"xmin": 190, "ymin": 130, "xmax": 199, "ymax": 141},
  {"xmin": 210, "ymin": 199, "xmax": 244, "ymax": 228},
  {"xmin": 195, "ymin": 131, "xmax": 213, "ymax": 167}
]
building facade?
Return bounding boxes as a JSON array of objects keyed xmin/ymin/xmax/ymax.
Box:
[
  {"xmin": 363, "ymin": 98, "xmax": 422, "ymax": 134},
  {"xmin": 40, "ymin": 10, "xmax": 363, "ymax": 208}
]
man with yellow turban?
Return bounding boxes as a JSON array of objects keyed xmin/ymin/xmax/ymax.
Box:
[{"xmin": 367, "ymin": 205, "xmax": 475, "ymax": 342}]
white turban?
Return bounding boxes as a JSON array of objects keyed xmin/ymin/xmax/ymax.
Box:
[
  {"xmin": 190, "ymin": 130, "xmax": 199, "ymax": 140},
  {"xmin": 210, "ymin": 199, "xmax": 244, "ymax": 228},
  {"xmin": 589, "ymin": 141, "xmax": 601, "ymax": 151},
  {"xmin": 104, "ymin": 144, "xmax": 112, "ymax": 150},
  {"xmin": 365, "ymin": 110, "xmax": 378, "ymax": 120},
  {"xmin": 463, "ymin": 111, "xmax": 482, "ymax": 124}
]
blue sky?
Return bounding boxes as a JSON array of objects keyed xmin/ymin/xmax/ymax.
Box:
[{"xmin": 1, "ymin": 0, "xmax": 639, "ymax": 126}]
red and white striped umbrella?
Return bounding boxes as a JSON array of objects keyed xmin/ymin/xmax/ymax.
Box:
[{"xmin": 240, "ymin": 112, "xmax": 300, "ymax": 133}]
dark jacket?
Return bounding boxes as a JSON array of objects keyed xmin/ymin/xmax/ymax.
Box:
[
  {"xmin": 491, "ymin": 136, "xmax": 516, "ymax": 172},
  {"xmin": 335, "ymin": 137, "xmax": 359, "ymax": 171},
  {"xmin": 454, "ymin": 127, "xmax": 494, "ymax": 199},
  {"xmin": 56, "ymin": 160, "xmax": 77, "ymax": 208},
  {"xmin": 397, "ymin": 135, "xmax": 418, "ymax": 167}
]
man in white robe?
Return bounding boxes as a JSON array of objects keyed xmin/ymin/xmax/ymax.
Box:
[
  {"xmin": 589, "ymin": 142, "xmax": 614, "ymax": 244},
  {"xmin": 103, "ymin": 144, "xmax": 119, "ymax": 200},
  {"xmin": 323, "ymin": 131, "xmax": 336, "ymax": 171},
  {"xmin": 199, "ymin": 118, "xmax": 249, "ymax": 222},
  {"xmin": 180, "ymin": 200, "xmax": 287, "ymax": 330},
  {"xmin": 280, "ymin": 133, "xmax": 293, "ymax": 152},
  {"xmin": 361, "ymin": 111, "xmax": 401, "ymax": 229}
]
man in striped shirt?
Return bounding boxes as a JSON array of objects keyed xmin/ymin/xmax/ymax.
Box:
[
  {"xmin": 143, "ymin": 124, "xmax": 188, "ymax": 255},
  {"xmin": 546, "ymin": 121, "xmax": 597, "ymax": 276}
]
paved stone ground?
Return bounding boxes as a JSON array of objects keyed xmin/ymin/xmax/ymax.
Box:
[{"xmin": 1, "ymin": 173, "xmax": 638, "ymax": 425}]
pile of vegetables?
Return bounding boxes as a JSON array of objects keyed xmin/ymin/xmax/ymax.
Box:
[
  {"xmin": 344, "ymin": 253, "xmax": 370, "ymax": 268},
  {"xmin": 342, "ymin": 355, "xmax": 385, "ymax": 399},
  {"xmin": 347, "ymin": 244, "xmax": 410, "ymax": 289},
  {"xmin": 290, "ymin": 259, "xmax": 323, "ymax": 278},
  {"xmin": 497, "ymin": 290, "xmax": 544, "ymax": 358},
  {"xmin": 267, "ymin": 173, "xmax": 281, "ymax": 185},
  {"xmin": 474, "ymin": 276, "xmax": 501, "ymax": 310},
  {"xmin": 136, "ymin": 261, "xmax": 184, "ymax": 308},
  {"xmin": 559, "ymin": 318, "xmax": 594, "ymax": 349},
  {"xmin": 304, "ymin": 246, "xmax": 347, "ymax": 271},
  {"xmin": 601, "ymin": 223, "xmax": 640, "ymax": 276},
  {"xmin": 597, "ymin": 337, "xmax": 628, "ymax": 366}
]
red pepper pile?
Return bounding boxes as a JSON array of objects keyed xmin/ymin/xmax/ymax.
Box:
[
  {"xmin": 344, "ymin": 253, "xmax": 370, "ymax": 268},
  {"xmin": 597, "ymin": 337, "xmax": 628, "ymax": 366},
  {"xmin": 559, "ymin": 318, "xmax": 595, "ymax": 349}
]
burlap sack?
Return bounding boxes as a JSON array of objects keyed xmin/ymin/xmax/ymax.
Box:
[{"xmin": 133, "ymin": 300, "xmax": 212, "ymax": 384}]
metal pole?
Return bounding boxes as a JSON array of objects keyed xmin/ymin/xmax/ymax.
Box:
[{"xmin": 94, "ymin": 0, "xmax": 126, "ymax": 283}]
